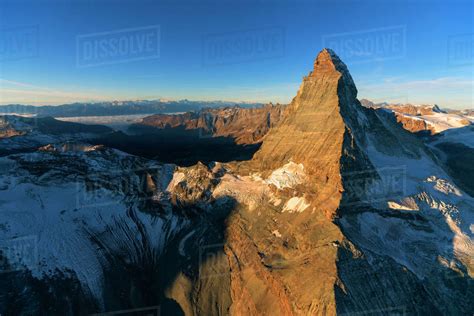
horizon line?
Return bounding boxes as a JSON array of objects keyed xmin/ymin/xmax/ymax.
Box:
[{"xmin": 0, "ymin": 97, "xmax": 472, "ymax": 111}]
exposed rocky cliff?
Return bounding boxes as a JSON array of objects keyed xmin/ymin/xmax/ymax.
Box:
[
  {"xmin": 133, "ymin": 104, "xmax": 286, "ymax": 144},
  {"xmin": 0, "ymin": 49, "xmax": 472, "ymax": 316},
  {"xmin": 162, "ymin": 49, "xmax": 473, "ymax": 315},
  {"xmin": 361, "ymin": 100, "xmax": 472, "ymax": 135}
]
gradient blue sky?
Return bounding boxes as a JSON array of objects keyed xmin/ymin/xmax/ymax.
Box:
[{"xmin": 0, "ymin": 0, "xmax": 473, "ymax": 108}]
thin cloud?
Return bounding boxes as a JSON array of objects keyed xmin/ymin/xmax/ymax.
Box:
[
  {"xmin": 0, "ymin": 79, "xmax": 48, "ymax": 90},
  {"xmin": 0, "ymin": 79, "xmax": 115, "ymax": 105}
]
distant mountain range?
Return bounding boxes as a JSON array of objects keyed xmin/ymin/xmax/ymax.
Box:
[
  {"xmin": 0, "ymin": 100, "xmax": 265, "ymax": 117},
  {"xmin": 360, "ymin": 99, "xmax": 473, "ymax": 135},
  {"xmin": 360, "ymin": 98, "xmax": 474, "ymax": 115},
  {"xmin": 0, "ymin": 50, "xmax": 472, "ymax": 315}
]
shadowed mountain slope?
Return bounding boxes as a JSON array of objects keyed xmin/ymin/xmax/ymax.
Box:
[{"xmin": 0, "ymin": 49, "xmax": 472, "ymax": 315}]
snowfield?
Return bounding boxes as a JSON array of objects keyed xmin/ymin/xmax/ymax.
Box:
[
  {"xmin": 341, "ymin": 102, "xmax": 474, "ymax": 281},
  {"xmin": 0, "ymin": 148, "xmax": 186, "ymax": 308}
]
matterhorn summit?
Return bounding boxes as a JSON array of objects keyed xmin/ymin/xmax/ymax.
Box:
[{"xmin": 0, "ymin": 49, "xmax": 472, "ymax": 315}]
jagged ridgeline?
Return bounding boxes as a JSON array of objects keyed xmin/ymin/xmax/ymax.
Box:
[
  {"xmin": 0, "ymin": 49, "xmax": 472, "ymax": 315},
  {"xmin": 162, "ymin": 48, "xmax": 473, "ymax": 315}
]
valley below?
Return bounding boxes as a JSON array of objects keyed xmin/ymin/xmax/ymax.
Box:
[{"xmin": 0, "ymin": 49, "xmax": 473, "ymax": 316}]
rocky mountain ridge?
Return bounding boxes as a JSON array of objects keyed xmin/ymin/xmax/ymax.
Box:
[
  {"xmin": 161, "ymin": 48, "xmax": 474, "ymax": 315},
  {"xmin": 360, "ymin": 99, "xmax": 472, "ymax": 135},
  {"xmin": 132, "ymin": 104, "xmax": 286, "ymax": 145},
  {"xmin": 0, "ymin": 100, "xmax": 264, "ymax": 118},
  {"xmin": 0, "ymin": 49, "xmax": 472, "ymax": 315},
  {"xmin": 0, "ymin": 115, "xmax": 113, "ymax": 156}
]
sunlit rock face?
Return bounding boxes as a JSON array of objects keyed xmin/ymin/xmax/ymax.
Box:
[
  {"xmin": 250, "ymin": 48, "xmax": 357, "ymax": 218},
  {"xmin": 362, "ymin": 100, "xmax": 472, "ymax": 135},
  {"xmin": 134, "ymin": 103, "xmax": 286, "ymax": 145},
  {"xmin": 0, "ymin": 49, "xmax": 472, "ymax": 315},
  {"xmin": 162, "ymin": 49, "xmax": 377, "ymax": 315},
  {"xmin": 163, "ymin": 48, "xmax": 473, "ymax": 315}
]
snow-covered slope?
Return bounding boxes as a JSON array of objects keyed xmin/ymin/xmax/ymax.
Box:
[
  {"xmin": 343, "ymin": 106, "xmax": 473, "ymax": 269},
  {"xmin": 0, "ymin": 143, "xmax": 187, "ymax": 313},
  {"xmin": 366, "ymin": 102, "xmax": 473, "ymax": 135},
  {"xmin": 0, "ymin": 115, "xmax": 112, "ymax": 155},
  {"xmin": 429, "ymin": 124, "xmax": 474, "ymax": 149},
  {"xmin": 158, "ymin": 49, "xmax": 474, "ymax": 315},
  {"xmin": 335, "ymin": 88, "xmax": 474, "ymax": 314},
  {"xmin": 1, "ymin": 51, "xmax": 473, "ymax": 315},
  {"xmin": 416, "ymin": 112, "xmax": 472, "ymax": 133},
  {"xmin": 397, "ymin": 111, "xmax": 471, "ymax": 134}
]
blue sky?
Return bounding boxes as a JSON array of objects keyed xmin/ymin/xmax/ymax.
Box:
[{"xmin": 0, "ymin": 0, "xmax": 473, "ymax": 108}]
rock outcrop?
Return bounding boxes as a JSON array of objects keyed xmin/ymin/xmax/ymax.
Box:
[
  {"xmin": 163, "ymin": 48, "xmax": 473, "ymax": 315},
  {"xmin": 134, "ymin": 104, "xmax": 286, "ymax": 144},
  {"xmin": 249, "ymin": 48, "xmax": 362, "ymax": 217},
  {"xmin": 162, "ymin": 49, "xmax": 363, "ymax": 314},
  {"xmin": 0, "ymin": 116, "xmax": 27, "ymax": 139},
  {"xmin": 393, "ymin": 113, "xmax": 436, "ymax": 134},
  {"xmin": 361, "ymin": 100, "xmax": 445, "ymax": 115},
  {"xmin": 361, "ymin": 100, "xmax": 471, "ymax": 135},
  {"xmin": 1, "ymin": 49, "xmax": 472, "ymax": 316}
]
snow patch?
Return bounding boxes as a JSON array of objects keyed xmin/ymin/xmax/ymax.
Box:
[
  {"xmin": 426, "ymin": 176, "xmax": 462, "ymax": 197},
  {"xmin": 282, "ymin": 196, "xmax": 309, "ymax": 213},
  {"xmin": 272, "ymin": 230, "xmax": 282, "ymax": 238},
  {"xmin": 387, "ymin": 201, "xmax": 418, "ymax": 211},
  {"xmin": 419, "ymin": 113, "xmax": 470, "ymax": 133},
  {"xmin": 265, "ymin": 161, "xmax": 306, "ymax": 190},
  {"xmin": 212, "ymin": 174, "xmax": 272, "ymax": 211},
  {"xmin": 396, "ymin": 111, "xmax": 471, "ymax": 134}
]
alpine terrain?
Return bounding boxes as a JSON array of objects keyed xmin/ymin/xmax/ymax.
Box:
[{"xmin": 0, "ymin": 49, "xmax": 472, "ymax": 315}]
